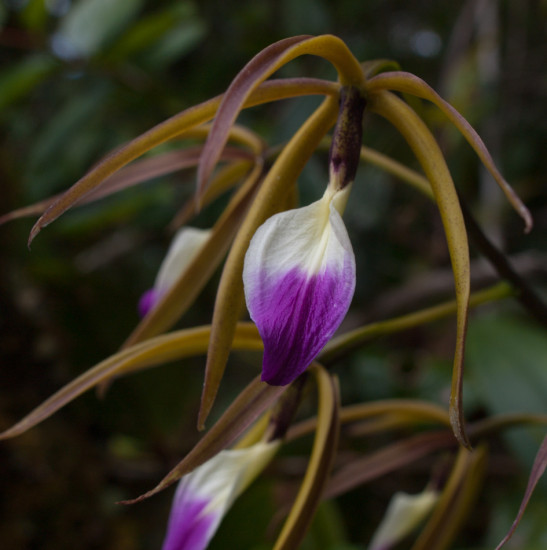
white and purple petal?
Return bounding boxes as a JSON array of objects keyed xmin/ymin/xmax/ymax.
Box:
[
  {"xmin": 162, "ymin": 491, "xmax": 218, "ymax": 550},
  {"xmin": 162, "ymin": 441, "xmax": 278, "ymax": 550},
  {"xmin": 243, "ymin": 189, "xmax": 355, "ymax": 386},
  {"xmin": 139, "ymin": 227, "xmax": 211, "ymax": 317}
]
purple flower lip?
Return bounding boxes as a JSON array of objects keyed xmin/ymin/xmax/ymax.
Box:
[{"xmin": 243, "ymin": 187, "xmax": 355, "ymax": 386}]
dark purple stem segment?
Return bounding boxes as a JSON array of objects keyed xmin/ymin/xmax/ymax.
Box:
[{"xmin": 328, "ymin": 86, "xmax": 367, "ymax": 189}]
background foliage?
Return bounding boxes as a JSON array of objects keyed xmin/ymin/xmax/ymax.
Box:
[{"xmin": 0, "ymin": 0, "xmax": 545, "ymax": 548}]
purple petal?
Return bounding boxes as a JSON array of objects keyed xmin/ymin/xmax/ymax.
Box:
[
  {"xmin": 247, "ymin": 257, "xmax": 354, "ymax": 385},
  {"xmin": 138, "ymin": 288, "xmax": 161, "ymax": 317},
  {"xmin": 162, "ymin": 494, "xmax": 217, "ymax": 550}
]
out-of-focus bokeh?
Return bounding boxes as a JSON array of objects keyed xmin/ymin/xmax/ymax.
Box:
[{"xmin": 1, "ymin": 1, "xmax": 545, "ymax": 548}]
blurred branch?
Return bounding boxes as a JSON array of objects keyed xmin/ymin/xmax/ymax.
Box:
[
  {"xmin": 364, "ymin": 250, "xmax": 547, "ymax": 323},
  {"xmin": 460, "ymin": 199, "xmax": 547, "ymax": 326}
]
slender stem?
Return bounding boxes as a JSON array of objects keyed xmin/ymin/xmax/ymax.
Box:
[
  {"xmin": 320, "ymin": 282, "xmax": 513, "ymax": 365},
  {"xmin": 460, "ymin": 199, "xmax": 547, "ymax": 326}
]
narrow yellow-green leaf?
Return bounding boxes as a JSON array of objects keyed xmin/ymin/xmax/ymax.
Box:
[
  {"xmin": 369, "ymin": 90, "xmax": 471, "ymax": 449},
  {"xmin": 321, "ymin": 282, "xmax": 512, "ymax": 365},
  {"xmin": 197, "ymin": 34, "xmax": 363, "ymax": 197},
  {"xmin": 0, "ymin": 323, "xmax": 261, "ymax": 441},
  {"xmin": 198, "ymin": 95, "xmax": 339, "ymax": 429},
  {"xmin": 359, "ymin": 145, "xmax": 433, "ymax": 198},
  {"xmin": 325, "ymin": 431, "xmax": 456, "ymax": 500},
  {"xmin": 28, "ymin": 96, "xmax": 220, "ymax": 245},
  {"xmin": 122, "ymin": 375, "xmax": 286, "ymax": 504},
  {"xmin": 360, "ymin": 59, "xmax": 400, "ymax": 78},
  {"xmin": 169, "ymin": 159, "xmax": 253, "ymax": 229},
  {"xmin": 27, "ymin": 77, "xmax": 338, "ymax": 245},
  {"xmin": 273, "ymin": 365, "xmax": 340, "ymax": 550},
  {"xmin": 411, "ymin": 445, "xmax": 487, "ymax": 550},
  {"xmin": 366, "ymin": 71, "xmax": 532, "ymax": 232},
  {"xmin": 288, "ymin": 399, "xmax": 450, "ymax": 441},
  {"xmin": 2, "ymin": 147, "xmax": 252, "ymax": 226},
  {"xmin": 2, "ymin": 122, "xmax": 262, "ymax": 226}
]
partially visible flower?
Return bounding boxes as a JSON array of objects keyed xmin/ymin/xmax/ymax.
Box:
[
  {"xmin": 368, "ymin": 488, "xmax": 439, "ymax": 550},
  {"xmin": 243, "ymin": 184, "xmax": 355, "ymax": 386},
  {"xmin": 139, "ymin": 227, "xmax": 211, "ymax": 317},
  {"xmin": 162, "ymin": 441, "xmax": 279, "ymax": 550}
]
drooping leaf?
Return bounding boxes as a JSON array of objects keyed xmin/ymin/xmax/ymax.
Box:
[
  {"xmin": 324, "ymin": 431, "xmax": 456, "ymax": 500},
  {"xmin": 366, "ymin": 71, "xmax": 532, "ymax": 232},
  {"xmin": 27, "ymin": 77, "xmax": 337, "ymax": 245},
  {"xmin": 0, "ymin": 146, "xmax": 251, "ymax": 225},
  {"xmin": 411, "ymin": 445, "xmax": 488, "ymax": 550},
  {"xmin": 273, "ymin": 366, "xmax": 340, "ymax": 550},
  {"xmin": 369, "ymin": 90, "xmax": 471, "ymax": 448},
  {"xmin": 0, "ymin": 323, "xmax": 261, "ymax": 441},
  {"xmin": 197, "ymin": 34, "xmax": 364, "ymax": 198},
  {"xmin": 122, "ymin": 375, "xmax": 286, "ymax": 504},
  {"xmin": 496, "ymin": 434, "xmax": 547, "ymax": 549}
]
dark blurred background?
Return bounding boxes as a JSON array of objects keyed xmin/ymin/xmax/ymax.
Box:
[{"xmin": 0, "ymin": 1, "xmax": 545, "ymax": 548}]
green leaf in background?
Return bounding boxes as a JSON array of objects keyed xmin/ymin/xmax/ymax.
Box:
[
  {"xmin": 25, "ymin": 83, "xmax": 111, "ymax": 198},
  {"xmin": 106, "ymin": 2, "xmax": 206, "ymax": 68},
  {"xmin": 466, "ymin": 313, "xmax": 547, "ymax": 489},
  {"xmin": 138, "ymin": 18, "xmax": 206, "ymax": 69},
  {"xmin": 0, "ymin": 54, "xmax": 58, "ymax": 113},
  {"xmin": 0, "ymin": 2, "xmax": 7, "ymax": 29},
  {"xmin": 18, "ymin": 0, "xmax": 49, "ymax": 32},
  {"xmin": 52, "ymin": 0, "xmax": 145, "ymax": 59}
]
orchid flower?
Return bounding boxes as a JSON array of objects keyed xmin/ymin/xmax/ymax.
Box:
[
  {"xmin": 242, "ymin": 86, "xmax": 365, "ymax": 386},
  {"xmin": 243, "ymin": 184, "xmax": 356, "ymax": 386},
  {"xmin": 162, "ymin": 440, "xmax": 279, "ymax": 550},
  {"xmin": 139, "ymin": 227, "xmax": 211, "ymax": 317}
]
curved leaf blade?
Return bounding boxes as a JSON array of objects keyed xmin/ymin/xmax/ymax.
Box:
[
  {"xmin": 121, "ymin": 375, "xmax": 286, "ymax": 504},
  {"xmin": 0, "ymin": 323, "xmax": 261, "ymax": 440},
  {"xmin": 366, "ymin": 71, "xmax": 532, "ymax": 232},
  {"xmin": 273, "ymin": 365, "xmax": 340, "ymax": 550},
  {"xmin": 369, "ymin": 90, "xmax": 471, "ymax": 448},
  {"xmin": 26, "ymin": 77, "xmax": 338, "ymax": 245},
  {"xmin": 411, "ymin": 445, "xmax": 488, "ymax": 550},
  {"xmin": 197, "ymin": 34, "xmax": 364, "ymax": 198},
  {"xmin": 496, "ymin": 434, "xmax": 547, "ymax": 549},
  {"xmin": 325, "ymin": 431, "xmax": 456, "ymax": 500}
]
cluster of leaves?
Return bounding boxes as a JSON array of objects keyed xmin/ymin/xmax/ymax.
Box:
[{"xmin": 1, "ymin": 2, "xmax": 546, "ymax": 549}]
